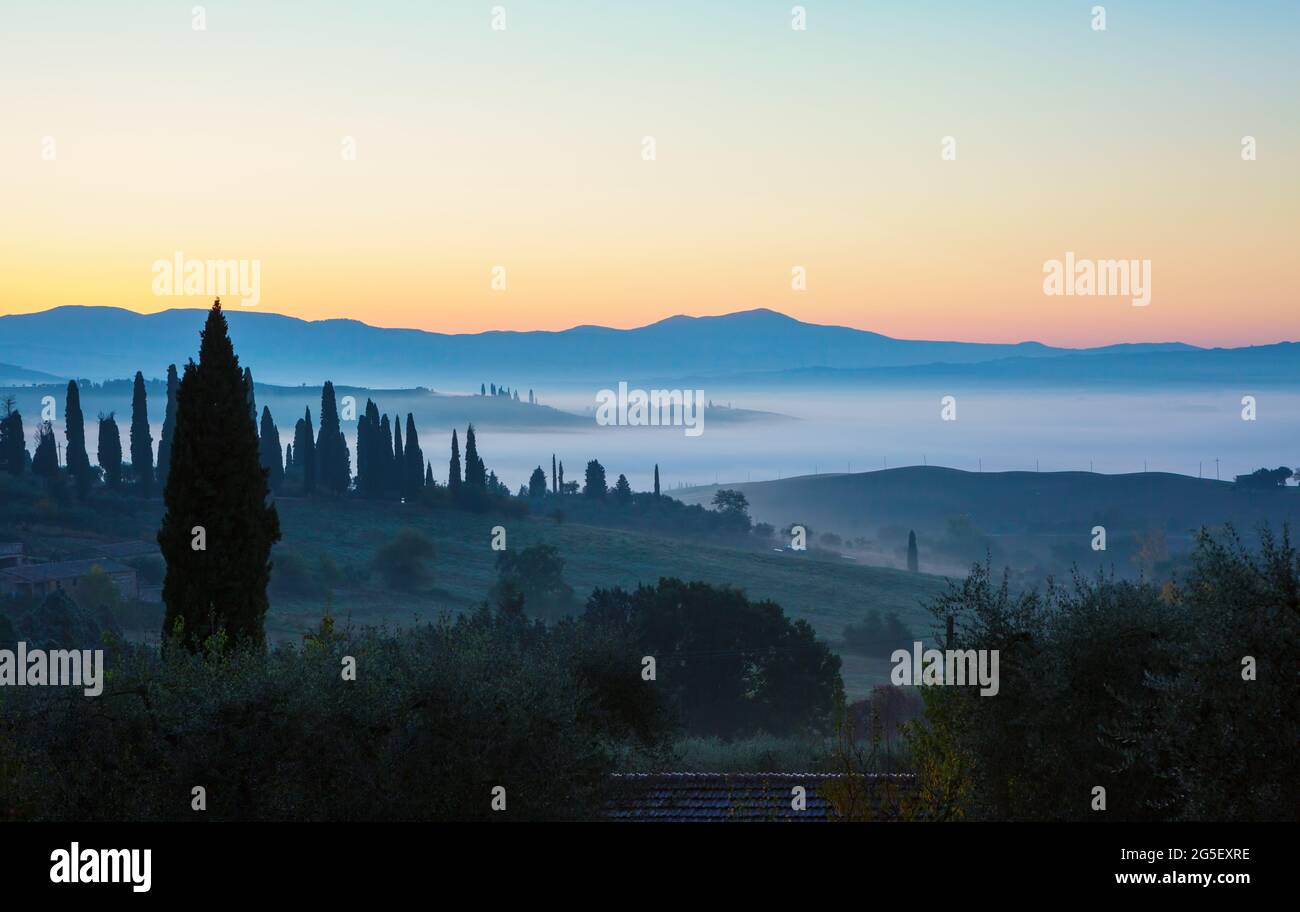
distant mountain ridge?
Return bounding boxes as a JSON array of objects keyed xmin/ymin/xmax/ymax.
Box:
[
  {"xmin": 0, "ymin": 305, "xmax": 1211, "ymax": 387},
  {"xmin": 0, "ymin": 362, "xmax": 64, "ymax": 385}
]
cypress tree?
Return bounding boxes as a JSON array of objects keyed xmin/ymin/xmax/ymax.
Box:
[
  {"xmin": 130, "ymin": 371, "xmax": 153, "ymax": 495},
  {"xmin": 0, "ymin": 399, "xmax": 25, "ymax": 475},
  {"xmin": 392, "ymin": 419, "xmax": 404, "ymax": 497},
  {"xmin": 358, "ymin": 399, "xmax": 381, "ymax": 497},
  {"xmin": 32, "ymin": 421, "xmax": 58, "ymax": 478},
  {"xmin": 97, "ymin": 413, "xmax": 123, "ymax": 488},
  {"xmin": 654, "ymin": 463, "xmax": 660, "ymax": 496},
  {"xmin": 464, "ymin": 424, "xmax": 485, "ymax": 488},
  {"xmin": 558, "ymin": 460, "xmax": 565, "ymax": 493},
  {"xmin": 64, "ymin": 380, "xmax": 92, "ymax": 498},
  {"xmin": 316, "ymin": 381, "xmax": 351, "ymax": 494},
  {"xmin": 244, "ymin": 368, "xmax": 256, "ymax": 425},
  {"xmin": 259, "ymin": 406, "xmax": 284, "ymax": 492},
  {"xmin": 907, "ymin": 530, "xmax": 919, "ymax": 572},
  {"xmin": 284, "ymin": 442, "xmax": 293, "ymax": 469},
  {"xmin": 378, "ymin": 414, "xmax": 394, "ymax": 498},
  {"xmin": 448, "ymin": 429, "xmax": 462, "ymax": 491},
  {"xmin": 529, "ymin": 466, "xmax": 547, "ymax": 498},
  {"xmin": 584, "ymin": 459, "xmax": 607, "ymax": 498},
  {"xmin": 551, "ymin": 453, "xmax": 556, "ymax": 493},
  {"xmin": 156, "ymin": 363, "xmax": 179, "ymax": 488},
  {"xmin": 158, "ymin": 300, "xmax": 281, "ymax": 652},
  {"xmin": 425, "ymin": 461, "xmax": 433, "ymax": 487},
  {"xmin": 404, "ymin": 413, "xmax": 423, "ymax": 497},
  {"xmin": 293, "ymin": 408, "xmax": 316, "ymax": 494}
]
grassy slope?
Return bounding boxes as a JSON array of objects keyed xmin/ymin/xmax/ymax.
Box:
[
  {"xmin": 678, "ymin": 466, "xmax": 1300, "ymax": 541},
  {"xmin": 1, "ymin": 483, "xmax": 947, "ymax": 700},
  {"xmin": 270, "ymin": 497, "xmax": 949, "ymax": 698}
]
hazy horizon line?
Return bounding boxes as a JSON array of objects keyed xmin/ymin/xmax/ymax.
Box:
[{"xmin": 6, "ymin": 302, "xmax": 1280, "ymax": 352}]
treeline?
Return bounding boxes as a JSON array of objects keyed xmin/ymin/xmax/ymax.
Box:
[
  {"xmin": 0, "ymin": 569, "xmax": 843, "ymax": 821},
  {"xmin": 0, "ymin": 369, "xmax": 170, "ymax": 499},
  {"xmin": 477, "ymin": 382, "xmax": 537, "ymax": 404},
  {"xmin": 902, "ymin": 524, "xmax": 1299, "ymax": 822}
]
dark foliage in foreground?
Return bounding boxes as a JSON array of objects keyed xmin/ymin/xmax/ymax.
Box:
[
  {"xmin": 0, "ymin": 612, "xmax": 673, "ymax": 822},
  {"xmin": 906, "ymin": 524, "xmax": 1299, "ymax": 822},
  {"xmin": 583, "ymin": 577, "xmax": 843, "ymax": 738}
]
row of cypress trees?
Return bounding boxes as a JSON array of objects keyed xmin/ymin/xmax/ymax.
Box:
[
  {"xmin": 355, "ymin": 401, "xmax": 428, "ymax": 499},
  {"xmin": 6, "ymin": 370, "xmax": 176, "ymax": 497}
]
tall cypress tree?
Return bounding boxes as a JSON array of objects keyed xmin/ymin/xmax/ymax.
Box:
[
  {"xmin": 64, "ymin": 380, "xmax": 92, "ymax": 498},
  {"xmin": 156, "ymin": 363, "xmax": 179, "ymax": 488},
  {"xmin": 425, "ymin": 461, "xmax": 433, "ymax": 487},
  {"xmin": 464, "ymin": 424, "xmax": 485, "ymax": 488},
  {"xmin": 130, "ymin": 371, "xmax": 153, "ymax": 495},
  {"xmin": 158, "ymin": 300, "xmax": 281, "ymax": 652},
  {"xmin": 0, "ymin": 399, "xmax": 25, "ymax": 475},
  {"xmin": 293, "ymin": 408, "xmax": 316, "ymax": 494},
  {"xmin": 32, "ymin": 421, "xmax": 58, "ymax": 478},
  {"xmin": 378, "ymin": 414, "xmax": 394, "ymax": 498},
  {"xmin": 448, "ymin": 429, "xmax": 462, "ymax": 491},
  {"xmin": 97, "ymin": 413, "xmax": 123, "ymax": 488},
  {"xmin": 392, "ymin": 419, "xmax": 404, "ymax": 497},
  {"xmin": 316, "ymin": 381, "xmax": 351, "ymax": 494},
  {"xmin": 243, "ymin": 368, "xmax": 256, "ymax": 425},
  {"xmin": 357, "ymin": 399, "xmax": 381, "ymax": 497},
  {"xmin": 404, "ymin": 413, "xmax": 423, "ymax": 497},
  {"xmin": 259, "ymin": 406, "xmax": 284, "ymax": 492},
  {"xmin": 654, "ymin": 463, "xmax": 660, "ymax": 496},
  {"xmin": 907, "ymin": 530, "xmax": 919, "ymax": 572},
  {"xmin": 551, "ymin": 454, "xmax": 557, "ymax": 494}
]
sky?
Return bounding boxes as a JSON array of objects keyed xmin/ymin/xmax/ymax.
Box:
[{"xmin": 1, "ymin": 0, "xmax": 1297, "ymax": 347}]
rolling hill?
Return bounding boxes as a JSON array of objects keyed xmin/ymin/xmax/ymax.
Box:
[
  {"xmin": 678, "ymin": 466, "xmax": 1300, "ymax": 547},
  {"xmin": 0, "ymin": 362, "xmax": 63, "ymax": 386},
  {"xmin": 0, "ymin": 305, "xmax": 1200, "ymax": 388}
]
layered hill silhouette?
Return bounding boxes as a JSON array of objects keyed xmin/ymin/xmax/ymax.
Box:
[
  {"xmin": 0, "ymin": 362, "xmax": 63, "ymax": 385},
  {"xmin": 0, "ymin": 305, "xmax": 1208, "ymax": 387},
  {"xmin": 679, "ymin": 466, "xmax": 1300, "ymax": 540}
]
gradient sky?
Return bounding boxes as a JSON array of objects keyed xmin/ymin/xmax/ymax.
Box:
[{"xmin": 1, "ymin": 0, "xmax": 1296, "ymax": 347}]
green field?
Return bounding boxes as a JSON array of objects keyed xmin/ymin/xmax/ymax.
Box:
[
  {"xmin": 2, "ymin": 481, "xmax": 950, "ymax": 700},
  {"xmin": 262, "ymin": 497, "xmax": 948, "ymax": 699}
]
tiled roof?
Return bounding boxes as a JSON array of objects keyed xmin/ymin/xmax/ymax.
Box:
[
  {"xmin": 0, "ymin": 558, "xmax": 134, "ymax": 584},
  {"xmin": 87, "ymin": 541, "xmax": 159, "ymax": 560},
  {"xmin": 606, "ymin": 772, "xmax": 916, "ymax": 822}
]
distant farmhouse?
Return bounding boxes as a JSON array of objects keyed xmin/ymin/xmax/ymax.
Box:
[
  {"xmin": 0, "ymin": 540, "xmax": 158, "ymax": 602},
  {"xmin": 0, "ymin": 542, "xmax": 29, "ymax": 570},
  {"xmin": 85, "ymin": 540, "xmax": 160, "ymax": 562},
  {"xmin": 0, "ymin": 557, "xmax": 139, "ymax": 601}
]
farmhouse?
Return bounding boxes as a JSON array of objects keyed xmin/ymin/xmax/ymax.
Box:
[
  {"xmin": 0, "ymin": 559, "xmax": 138, "ymax": 601},
  {"xmin": 0, "ymin": 543, "xmax": 28, "ymax": 569}
]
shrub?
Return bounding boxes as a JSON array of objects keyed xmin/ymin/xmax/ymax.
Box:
[
  {"xmin": 0, "ymin": 616, "xmax": 672, "ymax": 821},
  {"xmin": 370, "ymin": 528, "xmax": 435, "ymax": 591}
]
